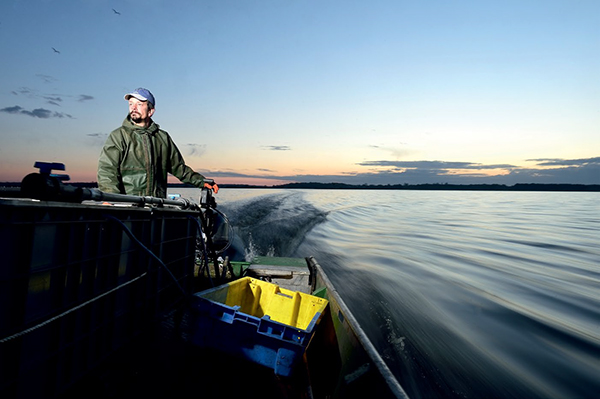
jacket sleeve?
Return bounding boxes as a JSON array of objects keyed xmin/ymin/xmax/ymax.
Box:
[
  {"xmin": 167, "ymin": 136, "xmax": 206, "ymax": 188},
  {"xmin": 97, "ymin": 131, "xmax": 125, "ymax": 193}
]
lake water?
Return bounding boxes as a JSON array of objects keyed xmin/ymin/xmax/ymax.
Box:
[{"xmin": 171, "ymin": 188, "xmax": 600, "ymax": 399}]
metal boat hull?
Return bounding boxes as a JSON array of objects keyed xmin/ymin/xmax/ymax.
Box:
[{"xmin": 0, "ymin": 195, "xmax": 408, "ymax": 398}]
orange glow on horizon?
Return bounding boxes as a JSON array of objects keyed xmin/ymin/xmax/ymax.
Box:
[
  {"xmin": 169, "ymin": 176, "xmax": 295, "ymax": 187},
  {"xmin": 444, "ymin": 168, "xmax": 512, "ymax": 177},
  {"xmin": 0, "ymin": 166, "xmax": 295, "ymax": 187}
]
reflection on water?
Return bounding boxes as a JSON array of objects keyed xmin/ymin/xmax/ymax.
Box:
[{"xmin": 172, "ymin": 188, "xmax": 600, "ymax": 398}]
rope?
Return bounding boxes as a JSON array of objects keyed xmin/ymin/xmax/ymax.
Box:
[
  {"xmin": 0, "ymin": 272, "xmax": 147, "ymax": 343},
  {"xmin": 1, "ymin": 213, "xmax": 189, "ymax": 343}
]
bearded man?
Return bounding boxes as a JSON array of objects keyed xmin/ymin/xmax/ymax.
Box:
[{"xmin": 97, "ymin": 88, "xmax": 218, "ymax": 198}]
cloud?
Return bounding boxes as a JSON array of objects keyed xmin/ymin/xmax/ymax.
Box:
[
  {"xmin": 184, "ymin": 143, "xmax": 206, "ymax": 157},
  {"xmin": 0, "ymin": 105, "xmax": 73, "ymax": 119},
  {"xmin": 36, "ymin": 74, "xmax": 58, "ymax": 84},
  {"xmin": 501, "ymin": 164, "xmax": 600, "ymax": 185},
  {"xmin": 13, "ymin": 87, "xmax": 35, "ymax": 97},
  {"xmin": 22, "ymin": 108, "xmax": 53, "ymax": 118},
  {"xmin": 358, "ymin": 160, "xmax": 516, "ymax": 170},
  {"xmin": 86, "ymin": 132, "xmax": 108, "ymax": 146},
  {"xmin": 527, "ymin": 157, "xmax": 600, "ymax": 167},
  {"xmin": 369, "ymin": 143, "xmax": 414, "ymax": 159},
  {"xmin": 206, "ymin": 156, "xmax": 600, "ymax": 185},
  {"xmin": 44, "ymin": 96, "xmax": 63, "ymax": 107},
  {"xmin": 44, "ymin": 96, "xmax": 63, "ymax": 103},
  {"xmin": 78, "ymin": 95, "xmax": 94, "ymax": 102},
  {"xmin": 0, "ymin": 106, "xmax": 25, "ymax": 114},
  {"xmin": 5, "ymin": 79, "xmax": 94, "ymax": 119},
  {"xmin": 206, "ymin": 170, "xmax": 258, "ymax": 179},
  {"xmin": 10, "ymin": 84, "xmax": 93, "ymax": 104},
  {"xmin": 262, "ymin": 145, "xmax": 291, "ymax": 151}
]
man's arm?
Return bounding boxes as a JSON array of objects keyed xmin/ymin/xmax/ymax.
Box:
[
  {"xmin": 97, "ymin": 132, "xmax": 124, "ymax": 194},
  {"xmin": 165, "ymin": 132, "xmax": 219, "ymax": 193},
  {"xmin": 169, "ymin": 144, "xmax": 219, "ymax": 193}
]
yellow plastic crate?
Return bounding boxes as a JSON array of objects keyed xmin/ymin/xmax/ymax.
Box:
[
  {"xmin": 192, "ymin": 277, "xmax": 329, "ymax": 376},
  {"xmin": 200, "ymin": 277, "xmax": 328, "ymax": 331}
]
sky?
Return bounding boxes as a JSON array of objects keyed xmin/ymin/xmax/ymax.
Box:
[{"xmin": 1, "ymin": 0, "xmax": 599, "ymax": 186}]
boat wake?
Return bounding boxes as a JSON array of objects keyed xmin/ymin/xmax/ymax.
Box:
[{"xmin": 218, "ymin": 191, "xmax": 328, "ymax": 261}]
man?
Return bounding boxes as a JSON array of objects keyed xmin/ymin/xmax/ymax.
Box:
[{"xmin": 97, "ymin": 88, "xmax": 218, "ymax": 198}]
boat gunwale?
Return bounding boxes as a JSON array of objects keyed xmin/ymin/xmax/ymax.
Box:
[{"xmin": 308, "ymin": 256, "xmax": 410, "ymax": 399}]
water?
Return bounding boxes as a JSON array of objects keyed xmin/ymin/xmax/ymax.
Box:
[{"xmin": 172, "ymin": 188, "xmax": 600, "ymax": 399}]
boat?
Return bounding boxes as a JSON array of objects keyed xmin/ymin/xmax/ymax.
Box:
[{"xmin": 0, "ymin": 162, "xmax": 409, "ymax": 398}]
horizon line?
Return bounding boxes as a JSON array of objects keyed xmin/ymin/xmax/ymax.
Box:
[{"xmin": 1, "ymin": 181, "xmax": 599, "ymax": 192}]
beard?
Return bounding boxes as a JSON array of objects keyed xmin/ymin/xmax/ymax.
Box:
[{"xmin": 130, "ymin": 111, "xmax": 144, "ymax": 124}]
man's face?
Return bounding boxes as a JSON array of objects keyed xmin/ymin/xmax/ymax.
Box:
[{"xmin": 129, "ymin": 98, "xmax": 154, "ymax": 125}]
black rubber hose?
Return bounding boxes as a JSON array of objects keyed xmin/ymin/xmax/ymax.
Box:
[{"xmin": 187, "ymin": 215, "xmax": 214, "ymax": 287}]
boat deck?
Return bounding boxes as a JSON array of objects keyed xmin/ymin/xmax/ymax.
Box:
[
  {"xmin": 246, "ymin": 264, "xmax": 312, "ymax": 294},
  {"xmin": 60, "ymin": 259, "xmax": 317, "ymax": 399},
  {"xmin": 62, "ymin": 306, "xmax": 309, "ymax": 399}
]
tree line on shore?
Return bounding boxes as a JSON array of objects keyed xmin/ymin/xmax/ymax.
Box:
[
  {"xmin": 1, "ymin": 181, "xmax": 599, "ymax": 192},
  {"xmin": 217, "ymin": 182, "xmax": 600, "ymax": 191}
]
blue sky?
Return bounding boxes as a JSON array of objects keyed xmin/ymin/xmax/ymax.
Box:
[{"xmin": 1, "ymin": 0, "xmax": 598, "ymax": 185}]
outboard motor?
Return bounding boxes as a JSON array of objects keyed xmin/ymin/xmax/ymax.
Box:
[{"xmin": 199, "ymin": 184, "xmax": 231, "ymax": 255}]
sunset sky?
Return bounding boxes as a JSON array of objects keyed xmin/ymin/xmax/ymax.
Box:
[{"xmin": 1, "ymin": 0, "xmax": 598, "ymax": 185}]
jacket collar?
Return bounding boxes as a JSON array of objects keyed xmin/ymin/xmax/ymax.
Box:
[{"xmin": 123, "ymin": 115, "xmax": 159, "ymax": 135}]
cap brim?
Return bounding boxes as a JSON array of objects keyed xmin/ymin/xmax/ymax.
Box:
[{"xmin": 124, "ymin": 93, "xmax": 148, "ymax": 102}]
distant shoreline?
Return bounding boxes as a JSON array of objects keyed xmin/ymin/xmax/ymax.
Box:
[{"xmin": 1, "ymin": 181, "xmax": 599, "ymax": 192}]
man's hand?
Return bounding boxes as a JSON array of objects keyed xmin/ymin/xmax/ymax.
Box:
[{"xmin": 204, "ymin": 182, "xmax": 219, "ymax": 194}]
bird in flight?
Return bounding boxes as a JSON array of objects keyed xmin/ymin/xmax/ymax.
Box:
[
  {"xmin": 112, "ymin": 8, "xmax": 121, "ymax": 15},
  {"xmin": 52, "ymin": 47, "xmax": 60, "ymax": 54}
]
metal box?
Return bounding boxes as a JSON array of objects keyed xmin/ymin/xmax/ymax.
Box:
[{"xmin": 0, "ymin": 198, "xmax": 198, "ymax": 398}]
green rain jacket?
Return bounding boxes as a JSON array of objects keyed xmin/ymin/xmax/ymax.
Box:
[{"xmin": 97, "ymin": 116, "xmax": 206, "ymax": 198}]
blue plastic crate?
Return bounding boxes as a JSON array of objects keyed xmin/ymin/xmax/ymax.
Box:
[{"xmin": 189, "ymin": 278, "xmax": 328, "ymax": 377}]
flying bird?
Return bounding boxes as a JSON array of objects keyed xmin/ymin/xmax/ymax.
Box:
[
  {"xmin": 112, "ymin": 8, "xmax": 121, "ymax": 15},
  {"xmin": 52, "ymin": 47, "xmax": 60, "ymax": 54}
]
